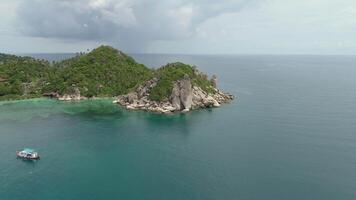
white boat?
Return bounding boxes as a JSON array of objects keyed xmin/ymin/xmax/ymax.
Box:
[{"xmin": 16, "ymin": 148, "xmax": 40, "ymax": 160}]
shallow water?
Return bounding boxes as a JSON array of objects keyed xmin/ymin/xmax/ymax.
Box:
[{"xmin": 0, "ymin": 55, "xmax": 356, "ymax": 200}]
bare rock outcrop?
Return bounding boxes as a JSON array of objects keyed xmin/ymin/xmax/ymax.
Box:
[
  {"xmin": 171, "ymin": 82, "xmax": 182, "ymax": 110},
  {"xmin": 210, "ymin": 75, "xmax": 218, "ymax": 88},
  {"xmin": 179, "ymin": 74, "xmax": 193, "ymax": 111},
  {"xmin": 58, "ymin": 87, "xmax": 87, "ymax": 101}
]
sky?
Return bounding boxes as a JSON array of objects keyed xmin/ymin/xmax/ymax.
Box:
[{"xmin": 0, "ymin": 0, "xmax": 355, "ymax": 54}]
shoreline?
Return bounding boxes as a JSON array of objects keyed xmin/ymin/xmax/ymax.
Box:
[
  {"xmin": 0, "ymin": 96, "xmax": 114, "ymax": 104},
  {"xmin": 0, "ymin": 95, "xmax": 235, "ymax": 114},
  {"xmin": 0, "ymin": 46, "xmax": 235, "ymax": 114}
]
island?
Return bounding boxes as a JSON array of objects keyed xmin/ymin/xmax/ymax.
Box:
[{"xmin": 0, "ymin": 46, "xmax": 234, "ymax": 113}]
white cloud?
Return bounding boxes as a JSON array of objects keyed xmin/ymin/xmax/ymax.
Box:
[
  {"xmin": 168, "ymin": 4, "xmax": 194, "ymax": 28},
  {"xmin": 0, "ymin": 0, "xmax": 20, "ymax": 35},
  {"xmin": 14, "ymin": 0, "xmax": 257, "ymax": 52},
  {"xmin": 149, "ymin": 0, "xmax": 356, "ymax": 54},
  {"xmin": 0, "ymin": 0, "xmax": 355, "ymax": 53}
]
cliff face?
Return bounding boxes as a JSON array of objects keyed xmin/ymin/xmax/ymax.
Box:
[
  {"xmin": 171, "ymin": 82, "xmax": 181, "ymax": 110},
  {"xmin": 175, "ymin": 74, "xmax": 193, "ymax": 111},
  {"xmin": 114, "ymin": 71, "xmax": 234, "ymax": 114}
]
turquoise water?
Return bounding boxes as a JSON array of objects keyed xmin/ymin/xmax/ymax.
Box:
[{"xmin": 1, "ymin": 55, "xmax": 356, "ymax": 200}]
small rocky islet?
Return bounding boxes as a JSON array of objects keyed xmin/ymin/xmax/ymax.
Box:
[{"xmin": 0, "ymin": 46, "xmax": 234, "ymax": 113}]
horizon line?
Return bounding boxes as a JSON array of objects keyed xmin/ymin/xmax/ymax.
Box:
[{"xmin": 11, "ymin": 52, "xmax": 356, "ymax": 57}]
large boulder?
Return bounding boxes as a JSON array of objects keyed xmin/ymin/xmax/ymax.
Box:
[
  {"xmin": 171, "ymin": 82, "xmax": 181, "ymax": 110},
  {"xmin": 127, "ymin": 92, "xmax": 138, "ymax": 103},
  {"xmin": 179, "ymin": 74, "xmax": 193, "ymax": 110}
]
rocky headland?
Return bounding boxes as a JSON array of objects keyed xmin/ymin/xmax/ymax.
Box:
[{"xmin": 113, "ymin": 73, "xmax": 234, "ymax": 114}]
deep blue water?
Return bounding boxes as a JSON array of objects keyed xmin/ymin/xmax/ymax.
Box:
[{"xmin": 1, "ymin": 54, "xmax": 356, "ymax": 200}]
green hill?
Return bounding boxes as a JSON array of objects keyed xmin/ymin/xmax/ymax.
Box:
[
  {"xmin": 0, "ymin": 46, "xmax": 217, "ymax": 102},
  {"xmin": 149, "ymin": 62, "xmax": 215, "ymax": 101},
  {"xmin": 43, "ymin": 46, "xmax": 152, "ymax": 97},
  {"xmin": 0, "ymin": 54, "xmax": 52, "ymax": 100}
]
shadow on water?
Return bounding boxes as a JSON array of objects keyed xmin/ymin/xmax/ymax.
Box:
[
  {"xmin": 60, "ymin": 99, "xmax": 124, "ymax": 117},
  {"xmin": 137, "ymin": 108, "xmax": 219, "ymax": 137},
  {"xmin": 0, "ymin": 98, "xmax": 128, "ymax": 122},
  {"xmin": 16, "ymin": 158, "xmax": 40, "ymax": 167},
  {"xmin": 62, "ymin": 106, "xmax": 126, "ymax": 120}
]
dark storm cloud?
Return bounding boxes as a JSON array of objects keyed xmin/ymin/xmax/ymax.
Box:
[{"xmin": 16, "ymin": 0, "xmax": 259, "ymax": 50}]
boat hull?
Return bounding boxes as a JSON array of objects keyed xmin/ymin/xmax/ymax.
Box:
[
  {"xmin": 16, "ymin": 151, "xmax": 40, "ymax": 160},
  {"xmin": 16, "ymin": 156, "xmax": 40, "ymax": 160}
]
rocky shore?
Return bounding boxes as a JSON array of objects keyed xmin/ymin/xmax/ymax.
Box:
[
  {"xmin": 46, "ymin": 87, "xmax": 87, "ymax": 101},
  {"xmin": 113, "ymin": 74, "xmax": 234, "ymax": 114}
]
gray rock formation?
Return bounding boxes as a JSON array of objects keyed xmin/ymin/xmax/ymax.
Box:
[
  {"xmin": 58, "ymin": 87, "xmax": 86, "ymax": 101},
  {"xmin": 179, "ymin": 74, "xmax": 193, "ymax": 111},
  {"xmin": 171, "ymin": 82, "xmax": 182, "ymax": 110},
  {"xmin": 211, "ymin": 75, "xmax": 218, "ymax": 88},
  {"xmin": 127, "ymin": 92, "xmax": 138, "ymax": 103}
]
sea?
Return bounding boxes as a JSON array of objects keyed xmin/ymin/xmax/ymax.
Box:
[{"xmin": 0, "ymin": 54, "xmax": 355, "ymax": 200}]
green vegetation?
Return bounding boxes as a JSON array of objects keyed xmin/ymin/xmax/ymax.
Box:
[
  {"xmin": 0, "ymin": 54, "xmax": 51, "ymax": 100},
  {"xmin": 44, "ymin": 46, "xmax": 152, "ymax": 97},
  {"xmin": 149, "ymin": 62, "xmax": 215, "ymax": 101},
  {"xmin": 149, "ymin": 62, "xmax": 194, "ymax": 101},
  {"xmin": 0, "ymin": 46, "xmax": 215, "ymax": 102},
  {"xmin": 0, "ymin": 46, "xmax": 152, "ymax": 100}
]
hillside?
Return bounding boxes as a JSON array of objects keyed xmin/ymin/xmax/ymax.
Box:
[
  {"xmin": 44, "ymin": 46, "xmax": 152, "ymax": 98},
  {"xmin": 0, "ymin": 45, "xmax": 234, "ymax": 113},
  {"xmin": 149, "ymin": 62, "xmax": 216, "ymax": 101},
  {"xmin": 0, "ymin": 54, "xmax": 52, "ymax": 100}
]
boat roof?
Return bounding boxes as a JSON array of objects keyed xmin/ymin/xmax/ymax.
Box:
[{"xmin": 23, "ymin": 148, "xmax": 35, "ymax": 153}]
